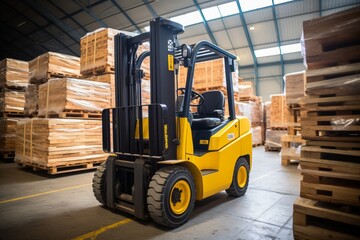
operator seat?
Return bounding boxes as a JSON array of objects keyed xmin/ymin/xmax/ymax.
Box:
[{"xmin": 192, "ymin": 90, "xmax": 225, "ymax": 130}]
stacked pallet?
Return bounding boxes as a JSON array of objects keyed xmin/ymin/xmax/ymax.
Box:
[
  {"xmin": 15, "ymin": 119, "xmax": 107, "ymax": 174},
  {"xmin": 265, "ymin": 94, "xmax": 288, "ymax": 151},
  {"xmin": 0, "ymin": 58, "xmax": 28, "ymax": 160},
  {"xmin": 293, "ymin": 7, "xmax": 360, "ymax": 240},
  {"xmin": 179, "ymin": 59, "xmax": 239, "ymax": 94},
  {"xmin": 26, "ymin": 52, "xmax": 81, "ymax": 117},
  {"xmin": 281, "ymin": 71, "xmax": 306, "ymax": 165}
]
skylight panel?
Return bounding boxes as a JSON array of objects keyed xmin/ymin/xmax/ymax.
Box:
[
  {"xmin": 218, "ymin": 1, "xmax": 239, "ymax": 17},
  {"xmin": 280, "ymin": 43, "xmax": 301, "ymax": 54},
  {"xmin": 202, "ymin": 6, "xmax": 222, "ymax": 20},
  {"xmin": 274, "ymin": 0, "xmax": 293, "ymax": 4},
  {"xmin": 254, "ymin": 46, "xmax": 280, "ymax": 57},
  {"xmin": 170, "ymin": 11, "xmax": 203, "ymax": 27},
  {"xmin": 144, "ymin": 26, "xmax": 150, "ymax": 32},
  {"xmin": 239, "ymin": 0, "xmax": 272, "ymax": 12}
]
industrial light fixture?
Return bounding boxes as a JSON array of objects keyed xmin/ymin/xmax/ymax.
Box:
[{"xmin": 249, "ymin": 25, "xmax": 255, "ymax": 30}]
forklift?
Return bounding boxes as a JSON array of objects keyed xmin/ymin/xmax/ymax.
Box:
[{"xmin": 93, "ymin": 17, "xmax": 252, "ymax": 228}]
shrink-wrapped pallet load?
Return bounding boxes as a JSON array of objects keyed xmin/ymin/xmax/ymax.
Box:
[
  {"xmin": 238, "ymin": 81, "xmax": 254, "ymax": 98},
  {"xmin": 24, "ymin": 84, "xmax": 38, "ymax": 116},
  {"xmin": 15, "ymin": 119, "xmax": 107, "ymax": 167},
  {"xmin": 0, "ymin": 89, "xmax": 25, "ymax": 113},
  {"xmin": 29, "ymin": 52, "xmax": 80, "ymax": 84},
  {"xmin": 264, "ymin": 129, "xmax": 287, "ymax": 150},
  {"xmin": 0, "ymin": 58, "xmax": 29, "ymax": 88},
  {"xmin": 0, "ymin": 118, "xmax": 19, "ymax": 153},
  {"xmin": 270, "ymin": 94, "xmax": 288, "ymax": 128},
  {"xmin": 251, "ymin": 126, "xmax": 263, "ymax": 146},
  {"xmin": 234, "ymin": 101, "xmax": 262, "ymax": 125},
  {"xmin": 284, "ymin": 71, "xmax": 305, "ymax": 105},
  {"xmin": 179, "ymin": 59, "xmax": 239, "ymax": 91},
  {"xmin": 37, "ymin": 78, "xmax": 111, "ymax": 117},
  {"xmin": 264, "ymin": 101, "xmax": 271, "ymax": 129}
]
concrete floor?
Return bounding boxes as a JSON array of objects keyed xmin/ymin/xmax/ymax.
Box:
[{"xmin": 0, "ymin": 147, "xmax": 301, "ymax": 240}]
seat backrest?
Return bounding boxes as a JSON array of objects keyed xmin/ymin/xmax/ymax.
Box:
[{"xmin": 197, "ymin": 90, "xmax": 225, "ymax": 118}]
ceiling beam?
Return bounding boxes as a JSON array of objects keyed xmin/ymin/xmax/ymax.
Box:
[
  {"xmin": 23, "ymin": 0, "xmax": 81, "ymax": 44},
  {"xmin": 235, "ymin": 0, "xmax": 259, "ymax": 95},
  {"xmin": 143, "ymin": 0, "xmax": 158, "ymax": 18},
  {"xmin": 48, "ymin": 0, "xmax": 88, "ymax": 34},
  {"xmin": 271, "ymin": 0, "xmax": 284, "ymax": 92},
  {"xmin": 193, "ymin": 0, "xmax": 217, "ymax": 45},
  {"xmin": 73, "ymin": 0, "xmax": 107, "ymax": 28},
  {"xmin": 110, "ymin": 0, "xmax": 142, "ymax": 33},
  {"xmin": 1, "ymin": 1, "xmax": 77, "ymax": 56},
  {"xmin": 239, "ymin": 59, "xmax": 303, "ymax": 69}
]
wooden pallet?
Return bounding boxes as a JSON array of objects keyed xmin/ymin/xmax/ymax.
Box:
[
  {"xmin": 0, "ymin": 151, "xmax": 15, "ymax": 161},
  {"xmin": 270, "ymin": 127, "xmax": 287, "ymax": 130},
  {"xmin": 17, "ymin": 159, "xmax": 104, "ymax": 175},
  {"xmin": 301, "ymin": 95, "xmax": 360, "ymax": 142},
  {"xmin": 252, "ymin": 143, "xmax": 262, "ymax": 147},
  {"xmin": 293, "ymin": 197, "xmax": 360, "ymax": 240},
  {"xmin": 264, "ymin": 146, "xmax": 281, "ymax": 152},
  {"xmin": 300, "ymin": 143, "xmax": 360, "ymax": 206},
  {"xmin": 305, "ymin": 63, "xmax": 360, "ymax": 96},
  {"xmin": 287, "ymin": 106, "xmax": 301, "ymax": 135},
  {"xmin": 81, "ymin": 65, "xmax": 115, "ymax": 77},
  {"xmin": 281, "ymin": 135, "xmax": 305, "ymax": 165},
  {"xmin": 237, "ymin": 95, "xmax": 261, "ymax": 103},
  {"xmin": 0, "ymin": 111, "xmax": 25, "ymax": 118},
  {"xmin": 44, "ymin": 110, "xmax": 102, "ymax": 119}
]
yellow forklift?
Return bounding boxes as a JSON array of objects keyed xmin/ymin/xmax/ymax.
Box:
[{"xmin": 93, "ymin": 17, "xmax": 252, "ymax": 228}]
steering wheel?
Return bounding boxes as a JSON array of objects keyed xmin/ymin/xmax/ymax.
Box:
[{"xmin": 177, "ymin": 88, "xmax": 204, "ymax": 106}]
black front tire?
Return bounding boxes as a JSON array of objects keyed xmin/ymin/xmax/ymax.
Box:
[
  {"xmin": 147, "ymin": 166, "xmax": 195, "ymax": 228},
  {"xmin": 92, "ymin": 161, "xmax": 107, "ymax": 204},
  {"xmin": 226, "ymin": 157, "xmax": 250, "ymax": 197}
]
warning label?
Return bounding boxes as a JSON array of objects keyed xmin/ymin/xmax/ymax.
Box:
[{"xmin": 168, "ymin": 55, "xmax": 174, "ymax": 71}]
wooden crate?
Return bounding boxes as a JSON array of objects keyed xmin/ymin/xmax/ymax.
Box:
[
  {"xmin": 301, "ymin": 94, "xmax": 360, "ymax": 142},
  {"xmin": 38, "ymin": 78, "xmax": 111, "ymax": 117},
  {"xmin": 0, "ymin": 58, "xmax": 29, "ymax": 89},
  {"xmin": 300, "ymin": 142, "xmax": 360, "ymax": 207},
  {"xmin": 0, "ymin": 89, "xmax": 25, "ymax": 114},
  {"xmin": 281, "ymin": 135, "xmax": 305, "ymax": 165},
  {"xmin": 270, "ymin": 94, "xmax": 288, "ymax": 129},
  {"xmin": 293, "ymin": 197, "xmax": 360, "ymax": 240},
  {"xmin": 284, "ymin": 71, "xmax": 305, "ymax": 105},
  {"xmin": 29, "ymin": 52, "xmax": 80, "ymax": 84},
  {"xmin": 15, "ymin": 118, "xmax": 108, "ymax": 173},
  {"xmin": 302, "ymin": 7, "xmax": 360, "ymax": 69}
]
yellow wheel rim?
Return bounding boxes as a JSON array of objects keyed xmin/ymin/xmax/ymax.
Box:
[
  {"xmin": 170, "ymin": 180, "xmax": 191, "ymax": 215},
  {"xmin": 237, "ymin": 166, "xmax": 247, "ymax": 188}
]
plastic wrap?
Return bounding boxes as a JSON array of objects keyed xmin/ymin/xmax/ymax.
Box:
[
  {"xmin": 24, "ymin": 84, "xmax": 38, "ymax": 116},
  {"xmin": 265, "ymin": 129, "xmax": 287, "ymax": 148},
  {"xmin": 0, "ymin": 89, "xmax": 25, "ymax": 113},
  {"xmin": 284, "ymin": 71, "xmax": 305, "ymax": 105},
  {"xmin": 235, "ymin": 101, "xmax": 262, "ymax": 125},
  {"xmin": 330, "ymin": 117, "xmax": 360, "ymax": 130},
  {"xmin": 15, "ymin": 118, "xmax": 108, "ymax": 165},
  {"xmin": 0, "ymin": 118, "xmax": 19, "ymax": 152},
  {"xmin": 251, "ymin": 126, "xmax": 263, "ymax": 146},
  {"xmin": 281, "ymin": 142, "xmax": 302, "ymax": 157},
  {"xmin": 179, "ymin": 59, "xmax": 239, "ymax": 91},
  {"xmin": 264, "ymin": 101, "xmax": 271, "ymax": 129},
  {"xmin": 0, "ymin": 58, "xmax": 29, "ymax": 88},
  {"xmin": 238, "ymin": 81, "xmax": 254, "ymax": 98},
  {"xmin": 302, "ymin": 7, "xmax": 360, "ymax": 69},
  {"xmin": 270, "ymin": 94, "xmax": 288, "ymax": 128},
  {"xmin": 38, "ymin": 78, "xmax": 111, "ymax": 117},
  {"xmin": 29, "ymin": 52, "xmax": 80, "ymax": 83}
]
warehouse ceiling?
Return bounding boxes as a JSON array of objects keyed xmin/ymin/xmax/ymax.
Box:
[{"xmin": 0, "ymin": 0, "xmax": 359, "ymax": 67}]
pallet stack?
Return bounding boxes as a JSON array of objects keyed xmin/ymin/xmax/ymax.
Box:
[
  {"xmin": 281, "ymin": 71, "xmax": 306, "ymax": 165},
  {"xmin": 0, "ymin": 58, "xmax": 28, "ymax": 160},
  {"xmin": 293, "ymin": 7, "xmax": 360, "ymax": 239},
  {"xmin": 265, "ymin": 94, "xmax": 287, "ymax": 151},
  {"xmin": 234, "ymin": 81, "xmax": 263, "ymax": 146},
  {"xmin": 15, "ymin": 51, "xmax": 111, "ymax": 174}
]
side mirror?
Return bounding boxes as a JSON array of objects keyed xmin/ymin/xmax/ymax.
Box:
[{"xmin": 181, "ymin": 44, "xmax": 192, "ymax": 58}]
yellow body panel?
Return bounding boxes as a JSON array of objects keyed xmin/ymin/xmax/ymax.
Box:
[{"xmin": 159, "ymin": 116, "xmax": 252, "ymax": 201}]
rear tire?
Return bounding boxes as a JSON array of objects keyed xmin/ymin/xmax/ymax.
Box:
[
  {"xmin": 93, "ymin": 161, "xmax": 107, "ymax": 204},
  {"xmin": 226, "ymin": 157, "xmax": 249, "ymax": 197},
  {"xmin": 147, "ymin": 166, "xmax": 195, "ymax": 228}
]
